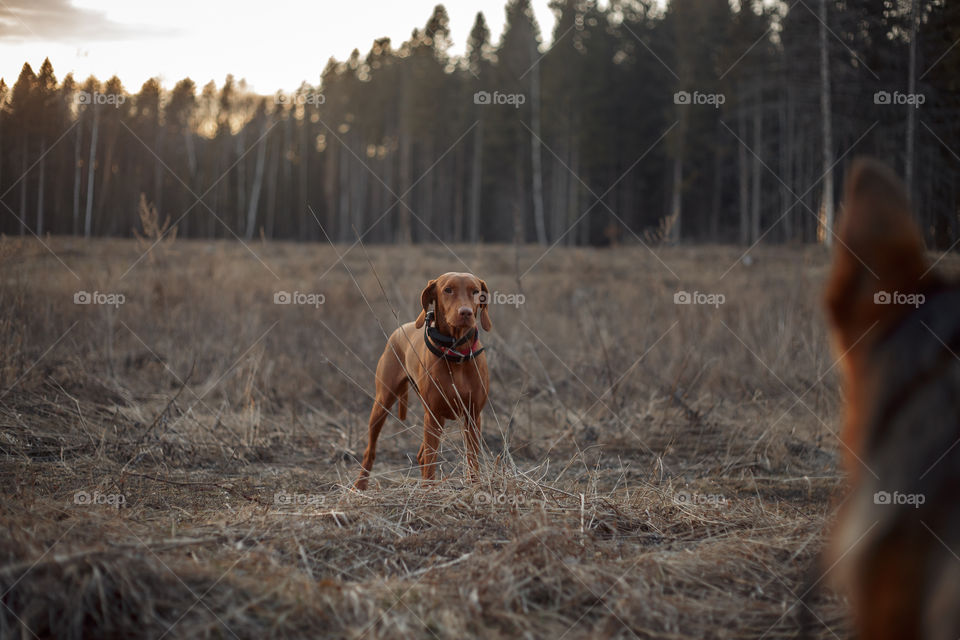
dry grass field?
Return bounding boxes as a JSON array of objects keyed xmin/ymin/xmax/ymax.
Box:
[{"xmin": 3, "ymin": 236, "xmax": 954, "ymax": 639}]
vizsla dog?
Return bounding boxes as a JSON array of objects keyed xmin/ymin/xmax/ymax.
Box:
[
  {"xmin": 354, "ymin": 272, "xmax": 491, "ymax": 490},
  {"xmin": 824, "ymin": 158, "xmax": 960, "ymax": 639}
]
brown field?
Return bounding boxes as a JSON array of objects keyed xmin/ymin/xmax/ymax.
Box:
[{"xmin": 3, "ymin": 237, "xmax": 955, "ymax": 639}]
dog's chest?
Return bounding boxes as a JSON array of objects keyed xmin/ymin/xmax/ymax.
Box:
[{"xmin": 417, "ymin": 362, "xmax": 487, "ymax": 418}]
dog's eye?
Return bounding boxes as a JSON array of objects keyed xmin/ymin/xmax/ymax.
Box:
[{"xmin": 443, "ymin": 287, "xmax": 453, "ymax": 294}]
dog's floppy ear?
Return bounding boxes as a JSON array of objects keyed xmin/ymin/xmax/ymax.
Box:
[
  {"xmin": 478, "ymin": 279, "xmax": 492, "ymax": 331},
  {"xmin": 825, "ymin": 157, "xmax": 932, "ymax": 355},
  {"xmin": 415, "ymin": 279, "xmax": 437, "ymax": 328}
]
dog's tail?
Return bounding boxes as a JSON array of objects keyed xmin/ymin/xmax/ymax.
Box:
[{"xmin": 397, "ymin": 381, "xmax": 409, "ymax": 421}]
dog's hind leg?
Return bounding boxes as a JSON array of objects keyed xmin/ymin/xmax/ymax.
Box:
[
  {"xmin": 355, "ymin": 393, "xmax": 394, "ymax": 490},
  {"xmin": 356, "ymin": 345, "xmax": 406, "ymax": 490}
]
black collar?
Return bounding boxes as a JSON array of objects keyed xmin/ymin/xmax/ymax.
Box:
[{"xmin": 423, "ymin": 311, "xmax": 485, "ymax": 363}]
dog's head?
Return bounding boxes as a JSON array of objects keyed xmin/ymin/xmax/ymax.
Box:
[{"xmin": 415, "ymin": 272, "xmax": 491, "ymax": 333}]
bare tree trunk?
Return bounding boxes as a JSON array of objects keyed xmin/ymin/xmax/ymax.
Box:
[
  {"xmin": 780, "ymin": 82, "xmax": 794, "ymax": 242},
  {"xmin": 552, "ymin": 147, "xmax": 566, "ymax": 240},
  {"xmin": 95, "ymin": 121, "xmax": 118, "ymax": 233},
  {"xmin": 669, "ymin": 153, "xmax": 683, "ymax": 243},
  {"xmin": 338, "ymin": 141, "xmax": 350, "ymax": 241},
  {"xmin": 397, "ymin": 134, "xmax": 412, "ymax": 243},
  {"xmin": 19, "ymin": 133, "xmax": 27, "ymax": 235},
  {"xmin": 84, "ymin": 106, "xmax": 100, "ymax": 238},
  {"xmin": 710, "ymin": 119, "xmax": 722, "ymax": 240},
  {"xmin": 469, "ymin": 118, "xmax": 483, "ymax": 243},
  {"xmin": 265, "ymin": 133, "xmax": 279, "ymax": 237},
  {"xmin": 184, "ymin": 128, "xmax": 197, "ymax": 178},
  {"xmin": 244, "ymin": 120, "xmax": 268, "ymax": 240},
  {"xmin": 323, "ymin": 133, "xmax": 337, "ymax": 239},
  {"xmin": 453, "ymin": 141, "xmax": 464, "ymax": 242},
  {"xmin": 397, "ymin": 66, "xmax": 413, "ymax": 244},
  {"xmin": 36, "ymin": 137, "xmax": 45, "ymax": 235},
  {"xmin": 514, "ymin": 159, "xmax": 524, "ymax": 244},
  {"xmin": 298, "ymin": 117, "xmax": 308, "ymax": 239},
  {"xmin": 568, "ymin": 135, "xmax": 581, "ymax": 245},
  {"xmin": 905, "ymin": 0, "xmax": 918, "ymax": 201},
  {"xmin": 353, "ymin": 152, "xmax": 368, "ymax": 239},
  {"xmin": 153, "ymin": 127, "xmax": 164, "ymax": 214},
  {"xmin": 818, "ymin": 0, "xmax": 834, "ymax": 247},
  {"xmin": 750, "ymin": 101, "xmax": 762, "ymax": 244},
  {"xmin": 738, "ymin": 91, "xmax": 749, "ymax": 245},
  {"xmin": 529, "ymin": 38, "xmax": 547, "ymax": 245},
  {"xmin": 282, "ymin": 116, "xmax": 292, "ymax": 237},
  {"xmin": 73, "ymin": 118, "xmax": 83, "ymax": 235},
  {"xmin": 235, "ymin": 131, "xmax": 247, "ymax": 232},
  {"xmin": 423, "ymin": 140, "xmax": 435, "ymax": 237}
]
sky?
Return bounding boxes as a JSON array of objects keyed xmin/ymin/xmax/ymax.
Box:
[{"xmin": 0, "ymin": 0, "xmax": 561, "ymax": 94}]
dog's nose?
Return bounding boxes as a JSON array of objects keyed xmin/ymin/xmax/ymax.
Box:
[{"xmin": 458, "ymin": 306, "xmax": 473, "ymax": 319}]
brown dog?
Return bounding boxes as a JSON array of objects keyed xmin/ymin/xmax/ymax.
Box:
[
  {"xmin": 824, "ymin": 158, "xmax": 960, "ymax": 639},
  {"xmin": 354, "ymin": 272, "xmax": 491, "ymax": 490}
]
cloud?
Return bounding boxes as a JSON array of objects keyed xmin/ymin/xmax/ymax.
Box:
[{"xmin": 0, "ymin": 0, "xmax": 174, "ymax": 42}]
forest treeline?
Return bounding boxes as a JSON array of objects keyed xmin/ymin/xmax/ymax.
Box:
[{"xmin": 1, "ymin": 0, "xmax": 958, "ymax": 246}]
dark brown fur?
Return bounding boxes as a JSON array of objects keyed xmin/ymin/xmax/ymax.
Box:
[{"xmin": 825, "ymin": 158, "xmax": 960, "ymax": 639}]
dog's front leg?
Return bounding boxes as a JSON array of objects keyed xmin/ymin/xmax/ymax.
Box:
[
  {"xmin": 463, "ymin": 409, "xmax": 482, "ymax": 480},
  {"xmin": 416, "ymin": 414, "xmax": 444, "ymax": 481}
]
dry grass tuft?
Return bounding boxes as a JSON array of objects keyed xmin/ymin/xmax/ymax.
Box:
[{"xmin": 133, "ymin": 194, "xmax": 177, "ymax": 263}]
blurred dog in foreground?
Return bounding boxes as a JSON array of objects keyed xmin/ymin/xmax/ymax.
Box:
[
  {"xmin": 824, "ymin": 157, "xmax": 960, "ymax": 639},
  {"xmin": 355, "ymin": 272, "xmax": 491, "ymax": 490}
]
